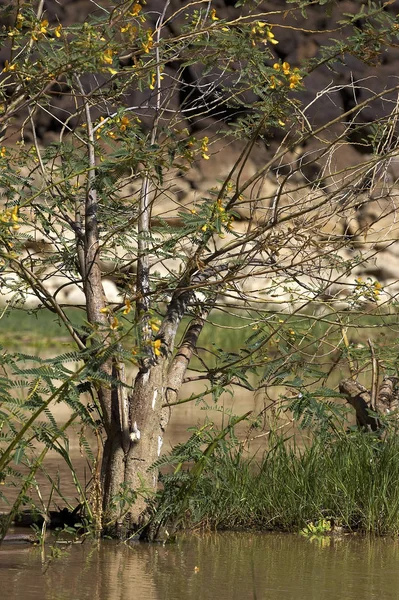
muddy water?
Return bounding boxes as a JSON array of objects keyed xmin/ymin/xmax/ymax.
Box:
[{"xmin": 2, "ymin": 531, "xmax": 399, "ymax": 600}]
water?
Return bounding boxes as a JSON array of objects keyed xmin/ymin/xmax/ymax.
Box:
[{"xmin": 2, "ymin": 531, "xmax": 399, "ymax": 600}]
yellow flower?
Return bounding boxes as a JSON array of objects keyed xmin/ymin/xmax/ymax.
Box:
[
  {"xmin": 269, "ymin": 76, "xmax": 277, "ymax": 89},
  {"xmin": 149, "ymin": 72, "xmax": 156, "ymax": 90},
  {"xmin": 142, "ymin": 30, "xmax": 153, "ymax": 53},
  {"xmin": 110, "ymin": 317, "xmax": 119, "ymax": 330},
  {"xmin": 201, "ymin": 136, "xmax": 210, "ymax": 159},
  {"xmin": 131, "ymin": 3, "xmax": 142, "ymax": 16},
  {"xmin": 31, "ymin": 19, "xmax": 48, "ymax": 41},
  {"xmin": 210, "ymin": 9, "xmax": 219, "ymax": 21},
  {"xmin": 119, "ymin": 115, "xmax": 130, "ymax": 132},
  {"xmin": 121, "ymin": 23, "xmax": 137, "ymax": 36},
  {"xmin": 54, "ymin": 24, "xmax": 63, "ymax": 38},
  {"xmin": 201, "ymin": 224, "xmax": 208, "ymax": 232},
  {"xmin": 3, "ymin": 60, "xmax": 16, "ymax": 72},
  {"xmin": 282, "ymin": 61, "xmax": 290, "ymax": 75},
  {"xmin": 273, "ymin": 63, "xmax": 280, "ymax": 71},
  {"xmin": 289, "ymin": 70, "xmax": 302, "ymax": 89},
  {"xmin": 123, "ymin": 299, "xmax": 132, "ymax": 314},
  {"xmin": 151, "ymin": 321, "xmax": 160, "ymax": 333},
  {"xmin": 102, "ymin": 47, "xmax": 114, "ymax": 65},
  {"xmin": 16, "ymin": 13, "xmax": 24, "ymax": 29},
  {"xmin": 0, "ymin": 147, "xmax": 6, "ymax": 158},
  {"xmin": 100, "ymin": 306, "xmax": 110, "ymax": 314},
  {"xmin": 152, "ymin": 338, "xmax": 162, "ymax": 356},
  {"xmin": 11, "ymin": 206, "xmax": 18, "ymax": 222},
  {"xmin": 266, "ymin": 30, "xmax": 278, "ymax": 44},
  {"xmin": 278, "ymin": 119, "xmax": 285, "ymax": 126}
]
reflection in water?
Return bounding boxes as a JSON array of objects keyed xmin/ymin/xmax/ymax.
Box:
[{"xmin": 2, "ymin": 532, "xmax": 399, "ymax": 600}]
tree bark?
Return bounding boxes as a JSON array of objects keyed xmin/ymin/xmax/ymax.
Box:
[{"xmin": 339, "ymin": 376, "xmax": 399, "ymax": 431}]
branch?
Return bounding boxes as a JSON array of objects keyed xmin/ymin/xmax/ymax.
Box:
[{"xmin": 165, "ymin": 305, "xmax": 211, "ymax": 405}]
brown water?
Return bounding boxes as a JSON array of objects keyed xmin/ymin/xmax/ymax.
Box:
[{"xmin": 2, "ymin": 531, "xmax": 399, "ymax": 600}]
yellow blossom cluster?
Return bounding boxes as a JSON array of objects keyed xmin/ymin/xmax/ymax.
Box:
[
  {"xmin": 120, "ymin": 23, "xmax": 137, "ymax": 36},
  {"xmin": 16, "ymin": 13, "xmax": 24, "ymax": 29},
  {"xmin": 149, "ymin": 70, "xmax": 164, "ymax": 90},
  {"xmin": 150, "ymin": 317, "xmax": 161, "ymax": 333},
  {"xmin": 131, "ymin": 3, "xmax": 142, "ymax": 17},
  {"xmin": 2, "ymin": 60, "xmax": 17, "ymax": 73},
  {"xmin": 354, "ymin": 277, "xmax": 383, "ymax": 302},
  {"xmin": 110, "ymin": 316, "xmax": 119, "ymax": 330},
  {"xmin": 251, "ymin": 22, "xmax": 278, "ymax": 46},
  {"xmin": 116, "ymin": 115, "xmax": 130, "ymax": 132},
  {"xmin": 271, "ymin": 62, "xmax": 302, "ymax": 90},
  {"xmin": 201, "ymin": 199, "xmax": 234, "ymax": 236},
  {"xmin": 123, "ymin": 299, "xmax": 132, "ymax": 314},
  {"xmin": 102, "ymin": 47, "xmax": 115, "ymax": 65},
  {"xmin": 201, "ymin": 136, "xmax": 210, "ymax": 160},
  {"xmin": 101, "ymin": 47, "xmax": 118, "ymax": 74},
  {"xmin": 31, "ymin": 19, "xmax": 49, "ymax": 41},
  {"xmin": 142, "ymin": 30, "xmax": 153, "ymax": 54},
  {"xmin": 94, "ymin": 113, "xmax": 139, "ymax": 140},
  {"xmin": 95, "ymin": 116, "xmax": 107, "ymax": 139},
  {"xmin": 1, "ymin": 206, "xmax": 20, "ymax": 231},
  {"xmin": 7, "ymin": 14, "xmax": 63, "ymax": 42},
  {"xmin": 152, "ymin": 338, "xmax": 162, "ymax": 357}
]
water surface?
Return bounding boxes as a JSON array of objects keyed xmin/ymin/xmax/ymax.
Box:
[{"xmin": 2, "ymin": 531, "xmax": 399, "ymax": 600}]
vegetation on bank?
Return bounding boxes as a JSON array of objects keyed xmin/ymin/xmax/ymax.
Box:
[
  {"xmin": 149, "ymin": 421, "xmax": 399, "ymax": 537},
  {"xmin": 3, "ymin": 308, "xmax": 399, "ymax": 539}
]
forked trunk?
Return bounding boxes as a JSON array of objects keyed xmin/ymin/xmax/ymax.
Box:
[{"xmin": 100, "ymin": 361, "xmax": 170, "ymax": 537}]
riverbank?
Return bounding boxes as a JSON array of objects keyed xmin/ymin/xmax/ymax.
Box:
[{"xmin": 154, "ymin": 428, "xmax": 399, "ymax": 537}]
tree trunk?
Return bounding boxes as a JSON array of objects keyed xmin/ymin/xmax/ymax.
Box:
[
  {"xmin": 99, "ymin": 361, "xmax": 171, "ymax": 536},
  {"xmin": 100, "ymin": 309, "xmax": 210, "ymax": 536}
]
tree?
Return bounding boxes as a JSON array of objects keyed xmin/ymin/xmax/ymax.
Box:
[{"xmin": 0, "ymin": 0, "xmax": 399, "ymax": 537}]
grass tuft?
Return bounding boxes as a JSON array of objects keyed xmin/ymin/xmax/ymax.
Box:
[{"xmin": 158, "ymin": 429, "xmax": 399, "ymax": 536}]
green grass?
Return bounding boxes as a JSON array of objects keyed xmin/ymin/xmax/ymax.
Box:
[
  {"xmin": 0, "ymin": 307, "xmax": 86, "ymax": 350},
  {"xmin": 157, "ymin": 429, "xmax": 399, "ymax": 536}
]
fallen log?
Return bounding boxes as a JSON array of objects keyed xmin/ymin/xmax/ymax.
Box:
[
  {"xmin": 339, "ymin": 379, "xmax": 379, "ymax": 431},
  {"xmin": 339, "ymin": 376, "xmax": 399, "ymax": 431}
]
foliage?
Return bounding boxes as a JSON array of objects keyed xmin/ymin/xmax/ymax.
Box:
[
  {"xmin": 0, "ymin": 0, "xmax": 399, "ymax": 538},
  {"xmin": 154, "ymin": 423, "xmax": 399, "ymax": 536}
]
